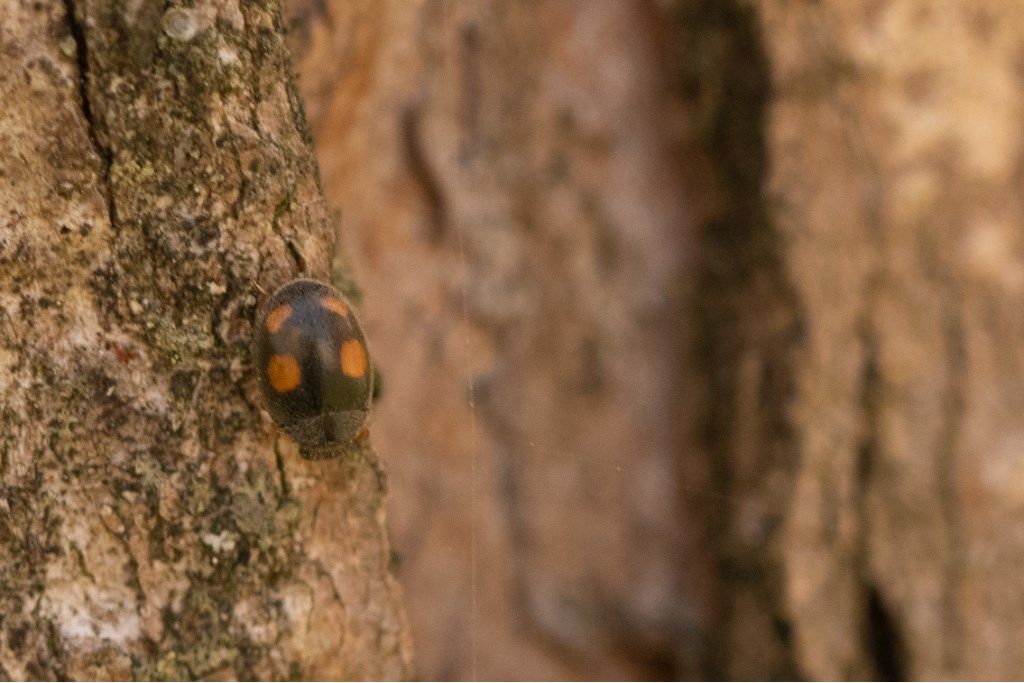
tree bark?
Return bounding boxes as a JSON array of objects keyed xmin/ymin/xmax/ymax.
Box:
[
  {"xmin": 286, "ymin": 0, "xmax": 701, "ymax": 678},
  {"xmin": 288, "ymin": 0, "xmax": 1024, "ymax": 680},
  {"xmin": 685, "ymin": 0, "xmax": 1024, "ymax": 679},
  {"xmin": 0, "ymin": 0, "xmax": 411, "ymax": 678}
]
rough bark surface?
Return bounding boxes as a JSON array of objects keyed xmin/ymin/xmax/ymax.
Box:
[
  {"xmin": 0, "ymin": 0, "xmax": 411, "ymax": 678},
  {"xmin": 767, "ymin": 2, "xmax": 1024, "ymax": 679},
  {"xmin": 687, "ymin": 0, "xmax": 1024, "ymax": 679}
]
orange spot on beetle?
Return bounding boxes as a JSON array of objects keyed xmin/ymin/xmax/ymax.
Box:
[
  {"xmin": 340, "ymin": 339, "xmax": 367, "ymax": 378},
  {"xmin": 321, "ymin": 296, "xmax": 349, "ymax": 318},
  {"xmin": 265, "ymin": 304, "xmax": 292, "ymax": 333},
  {"xmin": 268, "ymin": 354, "xmax": 301, "ymax": 392}
]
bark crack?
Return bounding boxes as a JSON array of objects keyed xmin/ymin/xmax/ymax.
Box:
[
  {"xmin": 853, "ymin": 208, "xmax": 912, "ymax": 681},
  {"xmin": 863, "ymin": 584, "xmax": 907, "ymax": 681},
  {"xmin": 271, "ymin": 195, "xmax": 308, "ymax": 273},
  {"xmin": 62, "ymin": 0, "xmax": 117, "ymax": 231},
  {"xmin": 937, "ymin": 306, "xmax": 967, "ymax": 673},
  {"xmin": 833, "ymin": 9, "xmax": 910, "ymax": 670},
  {"xmin": 402, "ymin": 105, "xmax": 448, "ymax": 244},
  {"xmin": 273, "ymin": 436, "xmax": 291, "ymax": 501},
  {"xmin": 854, "ymin": 320, "xmax": 909, "ymax": 680}
]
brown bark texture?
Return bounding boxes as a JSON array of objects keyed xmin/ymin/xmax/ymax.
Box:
[
  {"xmin": 718, "ymin": 2, "xmax": 1024, "ymax": 679},
  {"xmin": 287, "ymin": 0, "xmax": 698, "ymax": 679},
  {"xmin": 288, "ymin": 0, "xmax": 1024, "ymax": 680},
  {"xmin": 0, "ymin": 0, "xmax": 410, "ymax": 678}
]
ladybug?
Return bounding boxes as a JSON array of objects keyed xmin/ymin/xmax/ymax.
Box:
[{"xmin": 253, "ymin": 279, "xmax": 373, "ymax": 459}]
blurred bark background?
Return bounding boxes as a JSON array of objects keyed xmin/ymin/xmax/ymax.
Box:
[
  {"xmin": 289, "ymin": 0, "xmax": 1024, "ymax": 679},
  {"xmin": 287, "ymin": 0, "xmax": 697, "ymax": 679}
]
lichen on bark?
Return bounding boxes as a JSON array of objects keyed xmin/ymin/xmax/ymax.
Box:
[{"xmin": 0, "ymin": 0, "xmax": 411, "ymax": 678}]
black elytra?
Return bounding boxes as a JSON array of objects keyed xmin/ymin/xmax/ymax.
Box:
[{"xmin": 253, "ymin": 279, "xmax": 373, "ymax": 459}]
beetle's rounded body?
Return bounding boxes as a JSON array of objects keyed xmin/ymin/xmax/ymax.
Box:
[{"xmin": 253, "ymin": 279, "xmax": 372, "ymax": 459}]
